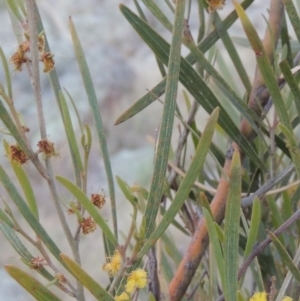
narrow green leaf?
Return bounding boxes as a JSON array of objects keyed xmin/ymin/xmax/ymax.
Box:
[
  {"xmin": 162, "ymin": 233, "xmax": 183, "ymax": 265},
  {"xmin": 233, "ymin": 1, "xmax": 292, "ymax": 131},
  {"xmin": 267, "ymin": 196, "xmax": 285, "ymax": 246},
  {"xmin": 215, "ymin": 222, "xmax": 224, "ymax": 243},
  {"xmin": 69, "ymin": 17, "xmax": 117, "ymax": 240},
  {"xmin": 0, "ymin": 222, "xmax": 62, "ymax": 285},
  {"xmin": 160, "ymin": 206, "xmax": 190, "ymax": 236},
  {"xmin": 1, "ymin": 222, "xmax": 33, "ymax": 262},
  {"xmin": 240, "ymin": 199, "xmax": 264, "ymax": 290},
  {"xmin": 5, "ymin": 265, "xmax": 62, "ymax": 301},
  {"xmin": 283, "ymin": 0, "xmax": 300, "ymax": 43},
  {"xmin": 0, "ymin": 166, "xmax": 63, "ymax": 264},
  {"xmin": 119, "ymin": 4, "xmax": 265, "ymax": 171},
  {"xmin": 223, "ymin": 150, "xmax": 242, "ymax": 301},
  {"xmin": 237, "ymin": 291, "xmax": 246, "ymax": 301},
  {"xmin": 65, "ymin": 89, "xmax": 84, "ymax": 134},
  {"xmin": 260, "ymin": 125, "xmax": 290, "ymax": 158},
  {"xmin": 0, "ymin": 209, "xmax": 14, "ymax": 227},
  {"xmin": 59, "ymin": 91, "xmax": 83, "ymax": 186},
  {"xmin": 200, "ymin": 192, "xmax": 213, "ymax": 218},
  {"xmin": 138, "ymin": 108, "xmax": 219, "ymax": 258},
  {"xmin": 279, "ymin": 60, "xmax": 300, "ymax": 118},
  {"xmin": 3, "ymin": 140, "xmax": 39, "ymax": 220},
  {"xmin": 161, "ymin": 251, "xmax": 174, "ymax": 283},
  {"xmin": 281, "ymin": 14, "xmax": 293, "ymax": 66},
  {"xmin": 0, "ymin": 100, "xmax": 31, "ymax": 156},
  {"xmin": 269, "ymin": 231, "xmax": 300, "ymax": 282},
  {"xmin": 209, "ymin": 243, "xmax": 219, "ymax": 300},
  {"xmin": 148, "ymin": 292, "xmax": 156, "ymax": 301},
  {"xmin": 15, "ymin": 0, "xmax": 26, "ymax": 16},
  {"xmin": 142, "ymin": 0, "xmax": 185, "ymax": 239},
  {"xmin": 213, "ymin": 13, "xmax": 251, "ymax": 94},
  {"xmin": 133, "ymin": 0, "xmax": 166, "ymax": 78},
  {"xmin": 56, "ymin": 176, "xmax": 117, "ymax": 246},
  {"xmin": 275, "ymin": 244, "xmax": 300, "ymax": 301},
  {"xmin": 82, "ymin": 124, "xmax": 92, "ymax": 153},
  {"xmin": 183, "ymin": 32, "xmax": 262, "ymax": 136},
  {"xmin": 203, "ymin": 208, "xmax": 225, "ymax": 290},
  {"xmin": 0, "ymin": 47, "xmax": 12, "ymax": 99},
  {"xmin": 279, "ymin": 123, "xmax": 300, "ymax": 177},
  {"xmin": 282, "ymin": 191, "xmax": 293, "ymax": 222},
  {"xmin": 282, "ymin": 192, "xmax": 295, "ymax": 255},
  {"xmin": 116, "ymin": 176, "xmax": 137, "ymax": 206},
  {"xmin": 141, "ymin": 0, "xmax": 172, "ymax": 31},
  {"xmin": 60, "ymin": 253, "xmax": 115, "ymax": 301},
  {"xmin": 244, "ymin": 197, "xmax": 261, "ymax": 258},
  {"xmin": 233, "ymin": 37, "xmax": 300, "ymax": 52},
  {"xmin": 5, "ymin": 0, "xmax": 24, "ymax": 22},
  {"xmin": 115, "ymin": 0, "xmax": 254, "ymax": 125}
]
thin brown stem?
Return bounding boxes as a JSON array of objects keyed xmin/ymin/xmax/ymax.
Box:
[
  {"xmin": 9, "ymin": 214, "xmax": 76, "ymax": 297},
  {"xmin": 35, "ymin": 239, "xmax": 77, "ymax": 296},
  {"xmin": 24, "ymin": 1, "xmax": 84, "ymax": 300}
]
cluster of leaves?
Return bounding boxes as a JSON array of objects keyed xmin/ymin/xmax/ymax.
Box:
[{"xmin": 1, "ymin": 0, "xmax": 300, "ymax": 301}]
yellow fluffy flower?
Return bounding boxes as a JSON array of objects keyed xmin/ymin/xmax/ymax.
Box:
[
  {"xmin": 102, "ymin": 250, "xmax": 121, "ymax": 276},
  {"xmin": 114, "ymin": 292, "xmax": 129, "ymax": 301},
  {"xmin": 125, "ymin": 268, "xmax": 147, "ymax": 293},
  {"xmin": 250, "ymin": 292, "xmax": 267, "ymax": 301},
  {"xmin": 249, "ymin": 292, "xmax": 292, "ymax": 301}
]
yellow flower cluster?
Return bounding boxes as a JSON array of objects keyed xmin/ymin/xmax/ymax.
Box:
[
  {"xmin": 114, "ymin": 269, "xmax": 148, "ymax": 300},
  {"xmin": 125, "ymin": 269, "xmax": 148, "ymax": 293},
  {"xmin": 102, "ymin": 250, "xmax": 122, "ymax": 277},
  {"xmin": 114, "ymin": 292, "xmax": 129, "ymax": 301},
  {"xmin": 102, "ymin": 250, "xmax": 148, "ymax": 300},
  {"xmin": 250, "ymin": 292, "xmax": 292, "ymax": 301}
]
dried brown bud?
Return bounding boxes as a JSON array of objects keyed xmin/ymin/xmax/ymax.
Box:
[
  {"xmin": 30, "ymin": 257, "xmax": 47, "ymax": 269},
  {"xmin": 55, "ymin": 272, "xmax": 67, "ymax": 283},
  {"xmin": 91, "ymin": 193, "xmax": 106, "ymax": 209},
  {"xmin": 10, "ymin": 145, "xmax": 28, "ymax": 164},
  {"xmin": 20, "ymin": 40, "xmax": 30, "ymax": 53},
  {"xmin": 207, "ymin": 0, "xmax": 225, "ymax": 12},
  {"xmin": 37, "ymin": 34, "xmax": 45, "ymax": 52},
  {"xmin": 37, "ymin": 139, "xmax": 56, "ymax": 157},
  {"xmin": 41, "ymin": 52, "xmax": 55, "ymax": 72},
  {"xmin": 80, "ymin": 216, "xmax": 96, "ymax": 234},
  {"xmin": 10, "ymin": 46, "xmax": 29, "ymax": 71}
]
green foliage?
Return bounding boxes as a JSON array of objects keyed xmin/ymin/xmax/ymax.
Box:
[{"xmin": 1, "ymin": 1, "xmax": 300, "ymax": 301}]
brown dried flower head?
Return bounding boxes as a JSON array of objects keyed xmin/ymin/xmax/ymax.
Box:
[
  {"xmin": 37, "ymin": 33, "xmax": 45, "ymax": 52},
  {"xmin": 10, "ymin": 46, "xmax": 29, "ymax": 71},
  {"xmin": 55, "ymin": 272, "xmax": 67, "ymax": 283},
  {"xmin": 20, "ymin": 40, "xmax": 30, "ymax": 53},
  {"xmin": 91, "ymin": 193, "xmax": 106, "ymax": 209},
  {"xmin": 207, "ymin": 0, "xmax": 225, "ymax": 12},
  {"xmin": 10, "ymin": 144, "xmax": 28, "ymax": 164},
  {"xmin": 30, "ymin": 257, "xmax": 47, "ymax": 269},
  {"xmin": 41, "ymin": 52, "xmax": 55, "ymax": 72},
  {"xmin": 37, "ymin": 139, "xmax": 56, "ymax": 157},
  {"xmin": 80, "ymin": 216, "xmax": 97, "ymax": 234}
]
